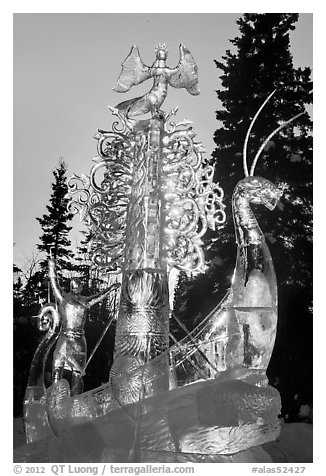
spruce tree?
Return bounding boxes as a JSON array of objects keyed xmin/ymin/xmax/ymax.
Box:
[
  {"xmin": 36, "ymin": 159, "xmax": 74, "ymax": 273},
  {"xmin": 208, "ymin": 13, "xmax": 312, "ymax": 420},
  {"xmin": 72, "ymin": 230, "xmax": 93, "ymax": 287},
  {"xmin": 13, "ymin": 264, "xmax": 24, "ymax": 321}
]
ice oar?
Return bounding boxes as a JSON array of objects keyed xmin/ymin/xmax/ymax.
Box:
[
  {"xmin": 172, "ymin": 311, "xmax": 219, "ymax": 374},
  {"xmin": 71, "ymin": 313, "xmax": 116, "ymax": 394}
]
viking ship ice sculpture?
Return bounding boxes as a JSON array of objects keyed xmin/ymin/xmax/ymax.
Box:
[{"xmin": 21, "ymin": 45, "xmax": 303, "ymax": 463}]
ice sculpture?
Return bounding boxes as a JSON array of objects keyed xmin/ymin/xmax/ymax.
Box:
[
  {"xmin": 23, "ymin": 303, "xmax": 59, "ymax": 443},
  {"xmin": 113, "ymin": 43, "xmax": 199, "ymax": 118},
  {"xmin": 48, "ymin": 256, "xmax": 120, "ymax": 394},
  {"xmin": 21, "ymin": 45, "xmax": 304, "ymax": 463},
  {"xmin": 64, "ymin": 45, "xmax": 225, "ymax": 414},
  {"xmin": 23, "ymin": 260, "xmax": 120, "ymax": 442}
]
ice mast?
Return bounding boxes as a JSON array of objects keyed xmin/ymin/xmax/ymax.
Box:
[{"xmin": 67, "ymin": 44, "xmax": 226, "ymax": 404}]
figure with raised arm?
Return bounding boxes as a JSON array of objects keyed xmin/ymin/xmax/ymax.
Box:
[{"xmin": 48, "ymin": 254, "xmax": 120, "ymax": 394}]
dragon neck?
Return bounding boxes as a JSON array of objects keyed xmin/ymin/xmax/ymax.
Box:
[
  {"xmin": 232, "ymin": 194, "xmax": 264, "ymax": 248},
  {"xmin": 27, "ymin": 306, "xmax": 61, "ymax": 388},
  {"xmin": 231, "ymin": 187, "xmax": 275, "ymax": 298}
]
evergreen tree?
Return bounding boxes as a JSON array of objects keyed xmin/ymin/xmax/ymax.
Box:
[
  {"xmin": 172, "ymin": 271, "xmax": 214, "ymax": 335},
  {"xmin": 72, "ymin": 230, "xmax": 93, "ymax": 288},
  {"xmin": 36, "ymin": 159, "xmax": 74, "ymax": 274},
  {"xmin": 13, "ymin": 264, "xmax": 24, "ymax": 321},
  {"xmin": 208, "ymin": 13, "xmax": 312, "ymax": 420}
]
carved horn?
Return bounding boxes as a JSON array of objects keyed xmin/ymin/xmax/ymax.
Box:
[
  {"xmin": 243, "ymin": 90, "xmax": 276, "ymax": 177},
  {"xmin": 250, "ymin": 111, "xmax": 305, "ymax": 176}
]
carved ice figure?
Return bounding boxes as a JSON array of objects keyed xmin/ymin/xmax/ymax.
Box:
[
  {"xmin": 48, "ymin": 256, "xmax": 120, "ymax": 394},
  {"xmin": 113, "ymin": 44, "xmax": 199, "ymax": 118}
]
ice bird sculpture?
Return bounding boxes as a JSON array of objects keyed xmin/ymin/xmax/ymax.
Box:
[{"xmin": 113, "ymin": 44, "xmax": 200, "ymax": 118}]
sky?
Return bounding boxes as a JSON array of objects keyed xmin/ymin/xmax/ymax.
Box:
[{"xmin": 13, "ymin": 12, "xmax": 313, "ymax": 270}]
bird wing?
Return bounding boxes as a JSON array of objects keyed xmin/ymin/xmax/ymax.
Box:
[
  {"xmin": 115, "ymin": 95, "xmax": 143, "ymax": 113},
  {"xmin": 113, "ymin": 45, "xmax": 151, "ymax": 93},
  {"xmin": 168, "ymin": 44, "xmax": 200, "ymax": 95}
]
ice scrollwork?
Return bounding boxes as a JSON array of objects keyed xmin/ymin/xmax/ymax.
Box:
[
  {"xmin": 162, "ymin": 121, "xmax": 226, "ymax": 273},
  {"xmin": 67, "ymin": 128, "xmax": 134, "ymax": 272}
]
